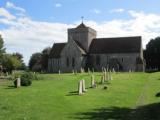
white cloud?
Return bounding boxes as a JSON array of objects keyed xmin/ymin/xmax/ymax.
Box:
[
  {"xmin": 110, "ymin": 8, "xmax": 125, "ymax": 13},
  {"xmin": 0, "ymin": 7, "xmax": 16, "ymax": 20},
  {"xmin": 91, "ymin": 9, "xmax": 101, "ymax": 14},
  {"xmin": 6, "ymin": 1, "xmax": 25, "ymax": 13},
  {"xmin": 55, "ymin": 3, "xmax": 62, "ymax": 8},
  {"xmin": 1, "ymin": 4, "xmax": 160, "ymax": 64}
]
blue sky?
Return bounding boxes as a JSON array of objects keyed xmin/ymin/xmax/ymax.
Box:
[
  {"xmin": 0, "ymin": 0, "xmax": 160, "ymax": 64},
  {"xmin": 1, "ymin": 0, "xmax": 160, "ymax": 23}
]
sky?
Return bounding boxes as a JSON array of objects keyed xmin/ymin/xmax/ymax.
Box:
[{"xmin": 0, "ymin": 0, "xmax": 160, "ymax": 64}]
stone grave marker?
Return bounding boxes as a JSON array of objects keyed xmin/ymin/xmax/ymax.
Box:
[
  {"xmin": 78, "ymin": 80, "xmax": 83, "ymax": 95},
  {"xmin": 16, "ymin": 77, "xmax": 21, "ymax": 88},
  {"xmin": 91, "ymin": 75, "xmax": 95, "ymax": 88},
  {"xmin": 88, "ymin": 68, "xmax": 91, "ymax": 74},
  {"xmin": 101, "ymin": 75, "xmax": 105, "ymax": 84},
  {"xmin": 82, "ymin": 79, "xmax": 87, "ymax": 92}
]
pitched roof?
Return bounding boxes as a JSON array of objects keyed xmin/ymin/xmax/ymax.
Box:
[
  {"xmin": 76, "ymin": 22, "xmax": 87, "ymax": 28},
  {"xmin": 49, "ymin": 43, "xmax": 66, "ymax": 58},
  {"xmin": 73, "ymin": 40, "xmax": 86, "ymax": 55},
  {"xmin": 89, "ymin": 36, "xmax": 142, "ymax": 54}
]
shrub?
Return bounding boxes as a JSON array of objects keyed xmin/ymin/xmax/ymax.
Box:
[
  {"xmin": 14, "ymin": 77, "xmax": 32, "ymax": 86},
  {"xmin": 13, "ymin": 72, "xmax": 38, "ymax": 87}
]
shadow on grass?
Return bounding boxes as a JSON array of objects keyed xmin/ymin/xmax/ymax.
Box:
[
  {"xmin": 155, "ymin": 92, "xmax": 160, "ymax": 97},
  {"xmin": 66, "ymin": 91, "xmax": 79, "ymax": 96},
  {"xmin": 73, "ymin": 103, "xmax": 160, "ymax": 120},
  {"xmin": 5, "ymin": 85, "xmax": 15, "ymax": 89}
]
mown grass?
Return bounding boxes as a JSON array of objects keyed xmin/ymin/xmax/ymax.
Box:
[{"xmin": 0, "ymin": 72, "xmax": 160, "ymax": 120}]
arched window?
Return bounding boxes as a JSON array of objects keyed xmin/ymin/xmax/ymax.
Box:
[{"xmin": 66, "ymin": 57, "xmax": 69, "ymax": 67}]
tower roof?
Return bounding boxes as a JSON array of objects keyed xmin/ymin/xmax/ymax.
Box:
[{"xmin": 76, "ymin": 22, "xmax": 87, "ymax": 28}]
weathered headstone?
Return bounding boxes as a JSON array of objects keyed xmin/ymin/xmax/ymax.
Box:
[
  {"xmin": 81, "ymin": 68, "xmax": 84, "ymax": 73},
  {"xmin": 112, "ymin": 68, "xmax": 115, "ymax": 73},
  {"xmin": 88, "ymin": 68, "xmax": 91, "ymax": 74},
  {"xmin": 16, "ymin": 77, "xmax": 21, "ymax": 88},
  {"xmin": 102, "ymin": 67, "xmax": 104, "ymax": 73},
  {"xmin": 72, "ymin": 69, "xmax": 75, "ymax": 74},
  {"xmin": 82, "ymin": 79, "xmax": 87, "ymax": 92},
  {"xmin": 101, "ymin": 75, "xmax": 105, "ymax": 84},
  {"xmin": 91, "ymin": 75, "xmax": 95, "ymax": 88},
  {"xmin": 104, "ymin": 68, "xmax": 107, "ymax": 81},
  {"xmin": 108, "ymin": 71, "xmax": 112, "ymax": 80},
  {"xmin": 6, "ymin": 72, "xmax": 8, "ymax": 76},
  {"xmin": 92, "ymin": 68, "xmax": 94, "ymax": 73},
  {"xmin": 75, "ymin": 70, "xmax": 78, "ymax": 75},
  {"xmin": 78, "ymin": 80, "xmax": 83, "ymax": 95}
]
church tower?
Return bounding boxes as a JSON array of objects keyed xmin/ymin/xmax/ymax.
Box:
[{"xmin": 68, "ymin": 22, "xmax": 97, "ymax": 52}]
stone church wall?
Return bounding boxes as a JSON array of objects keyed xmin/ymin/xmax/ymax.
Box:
[{"xmin": 90, "ymin": 53, "xmax": 142, "ymax": 72}]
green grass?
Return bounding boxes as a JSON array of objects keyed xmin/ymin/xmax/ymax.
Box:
[{"xmin": 0, "ymin": 72, "xmax": 160, "ymax": 120}]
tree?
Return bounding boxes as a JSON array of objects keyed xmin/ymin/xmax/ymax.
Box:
[
  {"xmin": 2, "ymin": 54, "xmax": 22, "ymax": 73},
  {"xmin": 12, "ymin": 52, "xmax": 26, "ymax": 70},
  {"xmin": 28, "ymin": 52, "xmax": 42, "ymax": 71},
  {"xmin": 145, "ymin": 37, "xmax": 160, "ymax": 70},
  {"xmin": 0, "ymin": 35, "xmax": 5, "ymax": 65},
  {"xmin": 41, "ymin": 47, "xmax": 51, "ymax": 72},
  {"xmin": 0, "ymin": 35, "xmax": 5, "ymax": 55}
]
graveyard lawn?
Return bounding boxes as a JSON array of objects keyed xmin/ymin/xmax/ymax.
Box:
[{"xmin": 0, "ymin": 72, "xmax": 160, "ymax": 120}]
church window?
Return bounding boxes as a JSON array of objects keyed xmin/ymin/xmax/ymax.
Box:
[
  {"xmin": 96, "ymin": 55, "xmax": 100, "ymax": 65},
  {"xmin": 66, "ymin": 58, "xmax": 69, "ymax": 67},
  {"xmin": 72, "ymin": 58, "xmax": 75, "ymax": 67}
]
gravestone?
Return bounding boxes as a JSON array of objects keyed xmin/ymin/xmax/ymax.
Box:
[
  {"xmin": 82, "ymin": 79, "xmax": 87, "ymax": 92},
  {"xmin": 81, "ymin": 68, "xmax": 84, "ymax": 73},
  {"xmin": 16, "ymin": 77, "xmax": 21, "ymax": 88},
  {"xmin": 6, "ymin": 72, "xmax": 8, "ymax": 76},
  {"xmin": 72, "ymin": 69, "xmax": 75, "ymax": 74},
  {"xmin": 108, "ymin": 71, "xmax": 112, "ymax": 80},
  {"xmin": 92, "ymin": 68, "xmax": 94, "ymax": 73},
  {"xmin": 112, "ymin": 68, "xmax": 115, "ymax": 73},
  {"xmin": 101, "ymin": 75, "xmax": 105, "ymax": 84},
  {"xmin": 91, "ymin": 75, "xmax": 95, "ymax": 88},
  {"xmin": 104, "ymin": 69, "xmax": 107, "ymax": 81},
  {"xmin": 59, "ymin": 70, "xmax": 61, "ymax": 75},
  {"xmin": 78, "ymin": 80, "xmax": 83, "ymax": 95},
  {"xmin": 75, "ymin": 70, "xmax": 78, "ymax": 75}
]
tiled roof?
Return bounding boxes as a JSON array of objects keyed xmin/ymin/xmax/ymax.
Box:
[
  {"xmin": 89, "ymin": 36, "xmax": 142, "ymax": 54},
  {"xmin": 76, "ymin": 23, "xmax": 87, "ymax": 28},
  {"xmin": 49, "ymin": 43, "xmax": 66, "ymax": 58}
]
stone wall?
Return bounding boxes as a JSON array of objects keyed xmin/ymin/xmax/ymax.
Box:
[
  {"xmin": 60, "ymin": 39, "xmax": 86, "ymax": 72},
  {"xmin": 89, "ymin": 53, "xmax": 144, "ymax": 72},
  {"xmin": 68, "ymin": 27, "xmax": 97, "ymax": 52}
]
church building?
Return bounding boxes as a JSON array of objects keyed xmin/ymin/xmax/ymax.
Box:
[{"xmin": 48, "ymin": 22, "xmax": 145, "ymax": 73}]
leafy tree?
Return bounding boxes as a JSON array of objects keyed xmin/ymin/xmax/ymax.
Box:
[
  {"xmin": 0, "ymin": 35, "xmax": 5, "ymax": 65},
  {"xmin": 28, "ymin": 52, "xmax": 42, "ymax": 71},
  {"xmin": 0, "ymin": 35, "xmax": 5, "ymax": 55},
  {"xmin": 41, "ymin": 47, "xmax": 51, "ymax": 72},
  {"xmin": 145, "ymin": 37, "xmax": 160, "ymax": 70},
  {"xmin": 12, "ymin": 52, "xmax": 26, "ymax": 70},
  {"xmin": 2, "ymin": 54, "xmax": 22, "ymax": 73}
]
